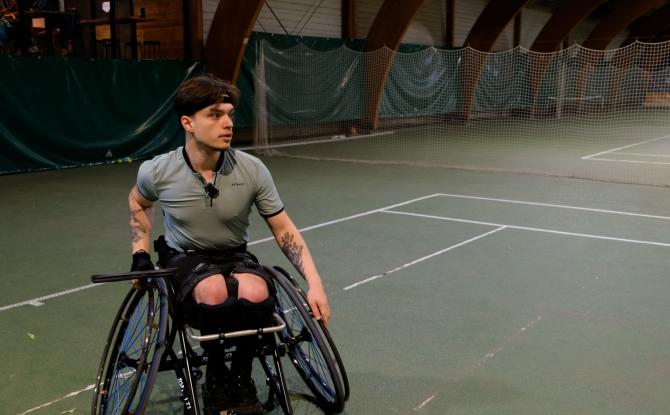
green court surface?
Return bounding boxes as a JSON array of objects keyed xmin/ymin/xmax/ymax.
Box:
[{"xmin": 2, "ymin": 138, "xmax": 670, "ymax": 414}]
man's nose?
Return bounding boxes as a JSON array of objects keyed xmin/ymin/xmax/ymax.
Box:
[{"xmin": 222, "ymin": 115, "xmax": 233, "ymax": 127}]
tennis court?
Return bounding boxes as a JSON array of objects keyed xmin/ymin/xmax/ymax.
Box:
[{"xmin": 2, "ymin": 123, "xmax": 670, "ymax": 414}]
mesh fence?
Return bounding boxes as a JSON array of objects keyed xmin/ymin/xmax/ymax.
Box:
[{"xmin": 251, "ymin": 40, "xmax": 670, "ymax": 187}]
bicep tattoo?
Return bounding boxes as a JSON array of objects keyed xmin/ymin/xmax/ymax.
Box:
[{"xmin": 280, "ymin": 232, "xmax": 305, "ymax": 276}]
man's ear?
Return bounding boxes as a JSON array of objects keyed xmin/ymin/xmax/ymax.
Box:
[{"xmin": 181, "ymin": 115, "xmax": 193, "ymax": 132}]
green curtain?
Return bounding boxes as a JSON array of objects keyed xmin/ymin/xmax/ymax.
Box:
[{"xmin": 0, "ymin": 56, "xmax": 203, "ymax": 174}]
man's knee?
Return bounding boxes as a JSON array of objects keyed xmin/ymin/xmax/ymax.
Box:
[
  {"xmin": 193, "ymin": 274, "xmax": 229, "ymax": 305},
  {"xmin": 233, "ymin": 272, "xmax": 270, "ymax": 303}
]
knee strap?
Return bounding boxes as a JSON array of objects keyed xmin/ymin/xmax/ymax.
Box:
[
  {"xmin": 196, "ymin": 296, "xmax": 273, "ymax": 336},
  {"xmin": 197, "ymin": 297, "xmax": 240, "ymax": 337},
  {"xmin": 237, "ymin": 298, "xmax": 275, "ymax": 330}
]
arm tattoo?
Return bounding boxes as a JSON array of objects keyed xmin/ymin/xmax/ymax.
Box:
[
  {"xmin": 129, "ymin": 207, "xmax": 147, "ymax": 243},
  {"xmin": 280, "ymin": 232, "xmax": 305, "ymax": 276}
]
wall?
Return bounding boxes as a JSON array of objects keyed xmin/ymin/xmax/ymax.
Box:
[{"xmin": 132, "ymin": 0, "xmax": 184, "ymax": 59}]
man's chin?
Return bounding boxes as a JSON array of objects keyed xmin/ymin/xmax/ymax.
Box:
[{"xmin": 209, "ymin": 142, "xmax": 231, "ymax": 151}]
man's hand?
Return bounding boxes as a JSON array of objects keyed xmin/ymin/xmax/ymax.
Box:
[
  {"xmin": 130, "ymin": 250, "xmax": 154, "ymax": 288},
  {"xmin": 131, "ymin": 250, "xmax": 154, "ymax": 271},
  {"xmin": 307, "ymin": 284, "xmax": 331, "ymax": 327}
]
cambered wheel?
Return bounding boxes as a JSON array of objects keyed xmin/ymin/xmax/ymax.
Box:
[
  {"xmin": 91, "ymin": 279, "xmax": 168, "ymax": 415},
  {"xmin": 270, "ymin": 267, "xmax": 348, "ymax": 413}
]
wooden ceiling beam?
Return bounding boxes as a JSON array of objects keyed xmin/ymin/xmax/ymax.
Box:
[
  {"xmin": 365, "ymin": 0, "xmax": 427, "ymax": 51},
  {"xmin": 204, "ymin": 0, "xmax": 265, "ymax": 83},
  {"xmin": 363, "ymin": 0, "xmax": 427, "ymax": 129},
  {"xmin": 463, "ymin": 0, "xmax": 529, "ymax": 52},
  {"xmin": 584, "ymin": 0, "xmax": 667, "ymax": 50},
  {"xmin": 531, "ymin": 0, "xmax": 609, "ymax": 52},
  {"xmin": 460, "ymin": 0, "xmax": 529, "ymax": 121},
  {"xmin": 622, "ymin": 2, "xmax": 670, "ymax": 45}
]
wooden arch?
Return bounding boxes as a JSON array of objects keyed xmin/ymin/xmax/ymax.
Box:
[
  {"xmin": 204, "ymin": 0, "xmax": 266, "ymax": 83},
  {"xmin": 621, "ymin": 3, "xmax": 670, "ymax": 46},
  {"xmin": 531, "ymin": 0, "xmax": 609, "ymax": 53},
  {"xmin": 460, "ymin": 0, "xmax": 529, "ymax": 120},
  {"xmin": 583, "ymin": 0, "xmax": 668, "ymax": 50},
  {"xmin": 363, "ymin": 0, "xmax": 428, "ymax": 129}
]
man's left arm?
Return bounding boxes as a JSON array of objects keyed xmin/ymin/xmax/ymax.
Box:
[{"xmin": 265, "ymin": 211, "xmax": 331, "ymax": 326}]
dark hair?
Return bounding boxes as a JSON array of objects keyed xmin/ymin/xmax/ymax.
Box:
[{"xmin": 173, "ymin": 74, "xmax": 240, "ymax": 117}]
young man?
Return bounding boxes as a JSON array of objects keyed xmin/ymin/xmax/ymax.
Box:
[{"xmin": 128, "ymin": 74, "xmax": 330, "ymax": 415}]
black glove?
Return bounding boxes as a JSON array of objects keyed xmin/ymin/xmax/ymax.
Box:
[{"xmin": 131, "ymin": 250, "xmax": 154, "ymax": 272}]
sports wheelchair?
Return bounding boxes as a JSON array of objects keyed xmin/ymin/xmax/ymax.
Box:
[{"xmin": 89, "ymin": 264, "xmax": 349, "ymax": 415}]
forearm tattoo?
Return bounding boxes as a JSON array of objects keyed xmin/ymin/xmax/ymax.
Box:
[
  {"xmin": 130, "ymin": 208, "xmax": 148, "ymax": 243},
  {"xmin": 280, "ymin": 232, "xmax": 305, "ymax": 276}
]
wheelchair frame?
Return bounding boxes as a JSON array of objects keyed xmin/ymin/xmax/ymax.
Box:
[{"xmin": 90, "ymin": 265, "xmax": 349, "ymax": 415}]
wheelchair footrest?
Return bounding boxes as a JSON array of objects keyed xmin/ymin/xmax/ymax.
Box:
[{"xmin": 185, "ymin": 313, "xmax": 286, "ymax": 342}]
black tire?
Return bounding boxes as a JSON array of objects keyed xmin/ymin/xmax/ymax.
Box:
[
  {"xmin": 270, "ymin": 267, "xmax": 348, "ymax": 413},
  {"xmin": 91, "ymin": 278, "xmax": 169, "ymax": 415}
]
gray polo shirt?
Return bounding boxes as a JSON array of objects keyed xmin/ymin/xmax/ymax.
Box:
[{"xmin": 136, "ymin": 147, "xmax": 284, "ymax": 251}]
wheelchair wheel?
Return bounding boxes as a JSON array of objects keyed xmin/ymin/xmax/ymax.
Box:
[
  {"xmin": 91, "ymin": 278, "xmax": 169, "ymax": 415},
  {"xmin": 270, "ymin": 267, "xmax": 348, "ymax": 414}
]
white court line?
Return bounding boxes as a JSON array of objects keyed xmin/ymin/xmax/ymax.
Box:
[
  {"xmin": 580, "ymin": 157, "xmax": 670, "ymax": 166},
  {"xmin": 384, "ymin": 210, "xmax": 670, "ymax": 248},
  {"xmin": 0, "ymin": 283, "xmax": 97, "ymax": 312},
  {"xmin": 469, "ymin": 315, "xmax": 543, "ymax": 373},
  {"xmin": 18, "ymin": 384, "xmax": 95, "ymax": 415},
  {"xmin": 581, "ymin": 134, "xmax": 670, "ymax": 160},
  {"xmin": 237, "ymin": 130, "xmax": 395, "ymax": 151},
  {"xmin": 612, "ymin": 152, "xmax": 670, "ymax": 158},
  {"xmin": 413, "ymin": 394, "xmax": 436, "ymax": 411},
  {"xmin": 248, "ymin": 193, "xmax": 442, "ymax": 245},
  {"xmin": 343, "ymin": 226, "xmax": 507, "ymax": 290},
  {"xmin": 437, "ymin": 193, "xmax": 670, "ymax": 221},
  {"xmin": 0, "ymin": 194, "xmax": 441, "ymax": 313}
]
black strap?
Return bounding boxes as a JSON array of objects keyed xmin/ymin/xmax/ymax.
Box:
[{"xmin": 224, "ymin": 275, "xmax": 239, "ymax": 299}]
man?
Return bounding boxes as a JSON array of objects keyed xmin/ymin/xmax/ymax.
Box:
[{"xmin": 128, "ymin": 74, "xmax": 330, "ymax": 414}]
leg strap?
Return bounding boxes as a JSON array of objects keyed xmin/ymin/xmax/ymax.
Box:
[
  {"xmin": 230, "ymin": 298, "xmax": 275, "ymax": 378},
  {"xmin": 223, "ymin": 274, "xmax": 238, "ymax": 299},
  {"xmin": 196, "ymin": 297, "xmax": 240, "ymax": 337}
]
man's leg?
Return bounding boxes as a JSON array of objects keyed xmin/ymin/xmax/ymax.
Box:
[
  {"xmin": 228, "ymin": 273, "xmax": 274, "ymax": 414},
  {"xmin": 193, "ymin": 272, "xmax": 273, "ymax": 414},
  {"xmin": 192, "ymin": 275, "xmax": 239, "ymax": 414}
]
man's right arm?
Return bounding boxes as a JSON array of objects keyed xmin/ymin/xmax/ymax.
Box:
[{"xmin": 129, "ymin": 185, "xmax": 154, "ymax": 254}]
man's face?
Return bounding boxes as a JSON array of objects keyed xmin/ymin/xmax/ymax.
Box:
[{"xmin": 184, "ymin": 102, "xmax": 234, "ymax": 151}]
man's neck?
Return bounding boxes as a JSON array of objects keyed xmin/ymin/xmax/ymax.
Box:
[{"xmin": 184, "ymin": 140, "xmax": 221, "ymax": 173}]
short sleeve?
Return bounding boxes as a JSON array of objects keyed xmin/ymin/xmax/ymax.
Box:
[
  {"xmin": 136, "ymin": 160, "xmax": 158, "ymax": 201},
  {"xmin": 255, "ymin": 161, "xmax": 284, "ymax": 217}
]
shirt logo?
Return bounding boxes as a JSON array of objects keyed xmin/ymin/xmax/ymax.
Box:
[{"xmin": 232, "ymin": 182, "xmax": 245, "ymax": 186}]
